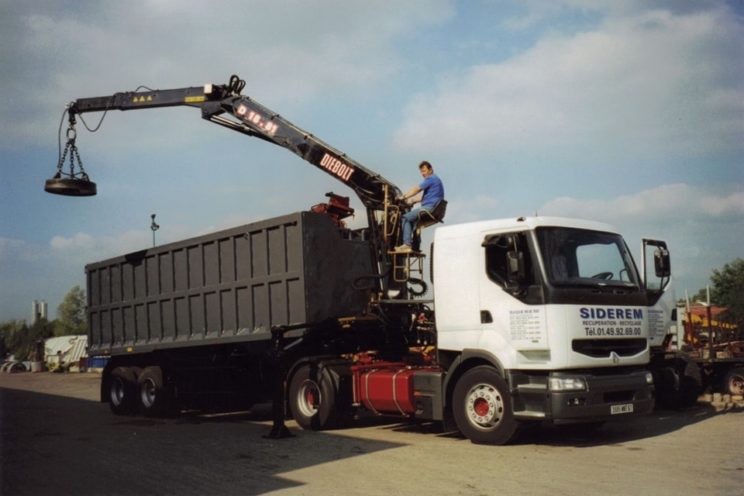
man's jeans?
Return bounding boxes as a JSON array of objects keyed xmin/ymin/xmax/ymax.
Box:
[{"xmin": 402, "ymin": 207, "xmax": 430, "ymax": 246}]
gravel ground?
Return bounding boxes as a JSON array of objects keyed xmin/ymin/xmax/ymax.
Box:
[{"xmin": 1, "ymin": 371, "xmax": 743, "ymax": 496}]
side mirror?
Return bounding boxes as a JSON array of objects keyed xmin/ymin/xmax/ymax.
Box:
[
  {"xmin": 642, "ymin": 238, "xmax": 671, "ymax": 292},
  {"xmin": 654, "ymin": 247, "xmax": 670, "ymax": 278},
  {"xmin": 506, "ymin": 250, "xmax": 526, "ymax": 285}
]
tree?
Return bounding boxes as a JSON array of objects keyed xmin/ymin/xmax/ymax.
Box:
[
  {"xmin": 709, "ymin": 258, "xmax": 744, "ymax": 327},
  {"xmin": 55, "ymin": 285, "xmax": 87, "ymax": 336},
  {"xmin": 691, "ymin": 287, "xmax": 709, "ymax": 304},
  {"xmin": 0, "ymin": 320, "xmax": 21, "ymax": 359},
  {"xmin": 27, "ymin": 319, "xmax": 55, "ymax": 360},
  {"xmin": 0, "ymin": 320, "xmax": 26, "ymax": 359},
  {"xmin": 0, "ymin": 319, "xmax": 54, "ymax": 361}
]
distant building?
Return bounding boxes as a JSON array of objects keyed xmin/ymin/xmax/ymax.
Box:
[{"xmin": 32, "ymin": 300, "xmax": 48, "ymax": 324}]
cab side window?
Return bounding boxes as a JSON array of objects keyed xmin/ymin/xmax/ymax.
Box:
[
  {"xmin": 485, "ymin": 236, "xmax": 510, "ymax": 285},
  {"xmin": 484, "ymin": 232, "xmax": 535, "ymax": 293}
]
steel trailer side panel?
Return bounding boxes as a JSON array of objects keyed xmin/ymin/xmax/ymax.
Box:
[{"xmin": 87, "ymin": 212, "xmax": 373, "ymax": 355}]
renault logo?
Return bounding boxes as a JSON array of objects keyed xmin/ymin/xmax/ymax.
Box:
[{"xmin": 610, "ymin": 351, "xmax": 621, "ymax": 364}]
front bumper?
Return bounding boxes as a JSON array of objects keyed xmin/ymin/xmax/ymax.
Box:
[{"xmin": 510, "ymin": 369, "xmax": 654, "ymax": 423}]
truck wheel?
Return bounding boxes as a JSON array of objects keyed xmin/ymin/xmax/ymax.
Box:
[
  {"xmin": 288, "ymin": 364, "xmax": 339, "ymax": 430},
  {"xmin": 452, "ymin": 366, "xmax": 519, "ymax": 445},
  {"xmin": 109, "ymin": 367, "xmax": 140, "ymax": 415},
  {"xmin": 724, "ymin": 367, "xmax": 744, "ymax": 396},
  {"xmin": 138, "ymin": 366, "xmax": 176, "ymax": 417},
  {"xmin": 678, "ymin": 360, "xmax": 703, "ymax": 407},
  {"xmin": 653, "ymin": 366, "xmax": 680, "ymax": 410},
  {"xmin": 654, "ymin": 359, "xmax": 702, "ymax": 409}
]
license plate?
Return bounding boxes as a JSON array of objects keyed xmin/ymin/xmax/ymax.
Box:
[{"xmin": 611, "ymin": 403, "xmax": 634, "ymax": 415}]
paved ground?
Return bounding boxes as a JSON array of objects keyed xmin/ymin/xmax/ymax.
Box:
[{"xmin": 1, "ymin": 372, "xmax": 743, "ymax": 495}]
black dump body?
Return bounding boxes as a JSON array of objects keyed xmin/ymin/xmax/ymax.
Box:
[{"xmin": 87, "ymin": 212, "xmax": 374, "ymax": 356}]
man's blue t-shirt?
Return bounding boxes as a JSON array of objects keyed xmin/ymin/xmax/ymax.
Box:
[{"xmin": 420, "ymin": 174, "xmax": 444, "ymax": 210}]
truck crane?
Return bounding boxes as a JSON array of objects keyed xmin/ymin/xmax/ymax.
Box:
[
  {"xmin": 47, "ymin": 75, "xmax": 671, "ymax": 445},
  {"xmin": 47, "ymin": 74, "xmax": 411, "ymax": 300}
]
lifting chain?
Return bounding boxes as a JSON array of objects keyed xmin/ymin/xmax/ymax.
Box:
[{"xmin": 55, "ymin": 124, "xmax": 90, "ymax": 180}]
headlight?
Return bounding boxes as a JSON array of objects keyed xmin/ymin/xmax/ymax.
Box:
[
  {"xmin": 645, "ymin": 371, "xmax": 654, "ymax": 385},
  {"xmin": 549, "ymin": 376, "xmax": 587, "ymax": 391}
]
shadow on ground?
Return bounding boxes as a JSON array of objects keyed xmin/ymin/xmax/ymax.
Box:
[
  {"xmin": 0, "ymin": 388, "xmax": 403, "ymax": 496},
  {"xmin": 364, "ymin": 400, "xmax": 742, "ymax": 448}
]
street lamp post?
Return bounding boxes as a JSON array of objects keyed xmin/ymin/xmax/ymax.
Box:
[{"xmin": 150, "ymin": 214, "xmax": 160, "ymax": 247}]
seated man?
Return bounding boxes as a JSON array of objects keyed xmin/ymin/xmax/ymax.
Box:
[{"xmin": 395, "ymin": 161, "xmax": 445, "ymax": 253}]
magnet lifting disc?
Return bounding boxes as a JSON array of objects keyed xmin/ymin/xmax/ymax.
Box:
[{"xmin": 44, "ymin": 177, "xmax": 97, "ymax": 196}]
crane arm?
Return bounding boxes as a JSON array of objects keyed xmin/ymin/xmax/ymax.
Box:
[
  {"xmin": 202, "ymin": 95, "xmax": 400, "ymax": 210},
  {"xmin": 66, "ymin": 75, "xmax": 401, "ymax": 209},
  {"xmin": 58, "ymin": 75, "xmax": 410, "ymax": 297},
  {"xmin": 68, "ymin": 85, "xmax": 211, "ymax": 114}
]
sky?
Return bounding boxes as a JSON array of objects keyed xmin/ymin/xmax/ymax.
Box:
[{"xmin": 1, "ymin": 0, "xmax": 742, "ymax": 321}]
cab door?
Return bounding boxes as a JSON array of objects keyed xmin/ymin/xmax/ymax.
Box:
[
  {"xmin": 479, "ymin": 232, "xmax": 548, "ymax": 357},
  {"xmin": 642, "ymin": 239, "xmax": 673, "ymax": 347}
]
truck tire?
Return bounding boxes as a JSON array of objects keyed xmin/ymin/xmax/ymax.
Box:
[
  {"xmin": 452, "ymin": 366, "xmax": 519, "ymax": 445},
  {"xmin": 724, "ymin": 367, "xmax": 744, "ymax": 396},
  {"xmin": 678, "ymin": 360, "xmax": 703, "ymax": 407},
  {"xmin": 288, "ymin": 364, "xmax": 340, "ymax": 430},
  {"xmin": 109, "ymin": 366, "xmax": 140, "ymax": 415},
  {"xmin": 653, "ymin": 357, "xmax": 702, "ymax": 410},
  {"xmin": 138, "ymin": 366, "xmax": 176, "ymax": 417}
]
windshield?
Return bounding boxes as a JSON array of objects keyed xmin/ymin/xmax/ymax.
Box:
[{"xmin": 536, "ymin": 227, "xmax": 640, "ymax": 288}]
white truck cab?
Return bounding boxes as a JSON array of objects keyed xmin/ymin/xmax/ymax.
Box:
[{"xmin": 432, "ymin": 217, "xmax": 669, "ymax": 441}]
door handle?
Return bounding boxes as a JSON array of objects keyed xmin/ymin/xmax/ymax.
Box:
[{"xmin": 480, "ymin": 310, "xmax": 493, "ymax": 324}]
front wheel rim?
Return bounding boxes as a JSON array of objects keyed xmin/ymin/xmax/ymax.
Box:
[{"xmin": 465, "ymin": 383, "xmax": 504, "ymax": 430}]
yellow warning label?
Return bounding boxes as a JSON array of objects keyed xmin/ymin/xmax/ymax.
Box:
[
  {"xmin": 131, "ymin": 95, "xmax": 154, "ymax": 103},
  {"xmin": 185, "ymin": 95, "xmax": 207, "ymax": 103}
]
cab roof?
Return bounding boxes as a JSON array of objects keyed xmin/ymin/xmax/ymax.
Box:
[{"xmin": 434, "ymin": 216, "xmax": 619, "ymax": 240}]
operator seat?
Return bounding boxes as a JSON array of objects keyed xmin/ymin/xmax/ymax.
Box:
[
  {"xmin": 412, "ymin": 200, "xmax": 448, "ymax": 251},
  {"xmin": 417, "ymin": 199, "xmax": 448, "ymax": 230}
]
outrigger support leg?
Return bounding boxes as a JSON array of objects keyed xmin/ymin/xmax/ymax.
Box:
[{"xmin": 264, "ymin": 325, "xmax": 295, "ymax": 439}]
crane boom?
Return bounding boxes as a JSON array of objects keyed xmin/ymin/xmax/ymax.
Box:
[
  {"xmin": 67, "ymin": 76, "xmax": 401, "ymax": 210},
  {"xmin": 56, "ymin": 75, "xmax": 411, "ymax": 297}
]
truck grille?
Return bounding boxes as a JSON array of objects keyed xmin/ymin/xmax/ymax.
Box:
[{"xmin": 572, "ymin": 338, "xmax": 646, "ymax": 358}]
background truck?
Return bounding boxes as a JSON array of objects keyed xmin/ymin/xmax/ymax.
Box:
[
  {"xmin": 48, "ymin": 75, "xmax": 671, "ymax": 444},
  {"xmin": 650, "ymin": 298, "xmax": 744, "ymax": 408}
]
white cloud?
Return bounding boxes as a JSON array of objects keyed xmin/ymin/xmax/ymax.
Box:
[
  {"xmin": 394, "ymin": 6, "xmax": 744, "ymax": 159},
  {"xmin": 541, "ymin": 183, "xmax": 744, "ymax": 223},
  {"xmin": 0, "ymin": 0, "xmax": 453, "ymax": 149},
  {"xmin": 50, "ymin": 230, "xmax": 150, "ymax": 266},
  {"xmin": 49, "ymin": 232, "xmax": 95, "ymax": 250},
  {"xmin": 501, "ymin": 0, "xmax": 724, "ymax": 29},
  {"xmin": 47, "ymin": 221, "xmax": 274, "ymax": 266},
  {"xmin": 699, "ymin": 191, "xmax": 744, "ymax": 216},
  {"xmin": 446, "ymin": 194, "xmax": 503, "ymax": 223}
]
